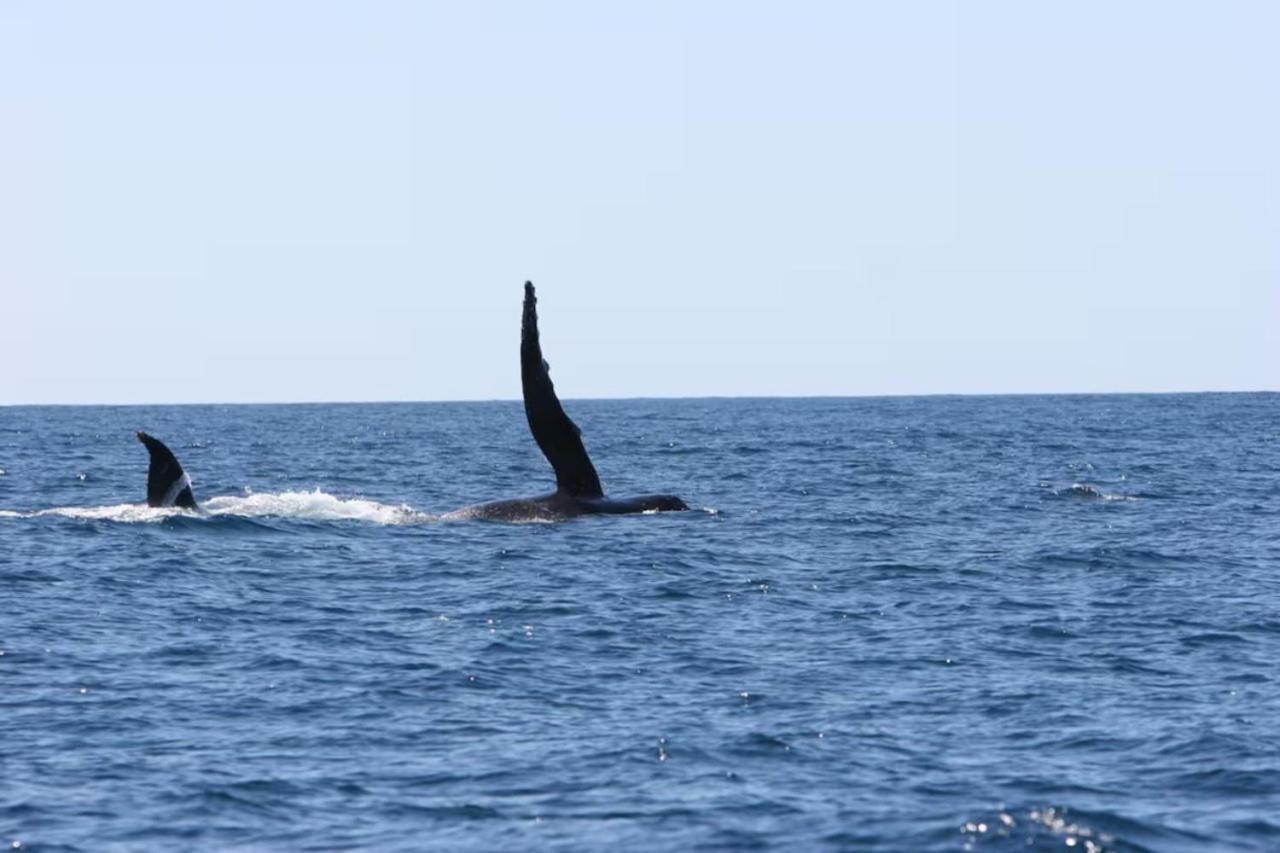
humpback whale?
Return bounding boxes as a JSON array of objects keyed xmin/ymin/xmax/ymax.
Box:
[
  {"xmin": 136, "ymin": 431, "xmax": 198, "ymax": 509},
  {"xmin": 444, "ymin": 282, "xmax": 688, "ymax": 521}
]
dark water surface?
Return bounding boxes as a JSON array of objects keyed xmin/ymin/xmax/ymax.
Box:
[{"xmin": 2, "ymin": 395, "xmax": 1278, "ymax": 851}]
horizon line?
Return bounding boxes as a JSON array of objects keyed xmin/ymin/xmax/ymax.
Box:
[{"xmin": 2, "ymin": 388, "xmax": 1275, "ymax": 408}]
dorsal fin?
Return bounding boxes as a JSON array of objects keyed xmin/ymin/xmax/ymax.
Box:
[
  {"xmin": 136, "ymin": 431, "xmax": 197, "ymax": 509},
  {"xmin": 520, "ymin": 282, "xmax": 603, "ymax": 498}
]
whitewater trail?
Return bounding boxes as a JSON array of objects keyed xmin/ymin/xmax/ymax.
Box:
[{"xmin": 0, "ymin": 490, "xmax": 434, "ymax": 524}]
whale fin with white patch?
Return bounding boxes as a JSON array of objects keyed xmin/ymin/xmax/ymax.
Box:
[
  {"xmin": 520, "ymin": 281, "xmax": 604, "ymax": 498},
  {"xmin": 136, "ymin": 431, "xmax": 198, "ymax": 509}
]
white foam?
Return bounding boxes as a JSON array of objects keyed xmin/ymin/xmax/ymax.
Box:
[
  {"xmin": 202, "ymin": 489, "xmax": 433, "ymax": 524},
  {"xmin": 14, "ymin": 504, "xmax": 187, "ymax": 523},
  {"xmin": 0, "ymin": 490, "xmax": 434, "ymax": 525}
]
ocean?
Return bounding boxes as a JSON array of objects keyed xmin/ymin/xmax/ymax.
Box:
[{"xmin": 2, "ymin": 394, "xmax": 1278, "ymax": 851}]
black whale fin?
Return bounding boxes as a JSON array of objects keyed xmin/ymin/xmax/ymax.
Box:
[
  {"xmin": 521, "ymin": 281, "xmax": 604, "ymax": 498},
  {"xmin": 136, "ymin": 431, "xmax": 197, "ymax": 509}
]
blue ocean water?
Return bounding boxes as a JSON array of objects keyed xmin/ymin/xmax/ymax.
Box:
[{"xmin": 2, "ymin": 394, "xmax": 1278, "ymax": 851}]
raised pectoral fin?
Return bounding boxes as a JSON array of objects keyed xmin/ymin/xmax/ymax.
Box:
[{"xmin": 519, "ymin": 282, "xmax": 603, "ymax": 498}]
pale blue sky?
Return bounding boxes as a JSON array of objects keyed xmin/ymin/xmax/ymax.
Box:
[{"xmin": 2, "ymin": 1, "xmax": 1276, "ymax": 404}]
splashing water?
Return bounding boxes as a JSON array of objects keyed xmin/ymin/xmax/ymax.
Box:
[{"xmin": 0, "ymin": 490, "xmax": 433, "ymax": 525}]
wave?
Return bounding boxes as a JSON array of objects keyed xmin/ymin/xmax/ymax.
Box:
[
  {"xmin": 957, "ymin": 804, "xmax": 1213, "ymax": 852},
  {"xmin": 0, "ymin": 490, "xmax": 434, "ymax": 525},
  {"xmin": 1055, "ymin": 483, "xmax": 1140, "ymax": 502}
]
